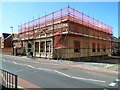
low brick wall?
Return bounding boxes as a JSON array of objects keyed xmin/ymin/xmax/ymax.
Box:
[
  {"xmin": 0, "ymin": 48, "xmax": 13, "ymax": 55},
  {"xmin": 14, "ymin": 48, "xmax": 26, "ymax": 56}
]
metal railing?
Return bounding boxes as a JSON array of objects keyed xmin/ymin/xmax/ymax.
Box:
[{"xmin": 0, "ymin": 69, "xmax": 17, "ymax": 89}]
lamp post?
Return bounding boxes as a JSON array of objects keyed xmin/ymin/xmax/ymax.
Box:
[
  {"xmin": 10, "ymin": 26, "xmax": 13, "ymax": 54},
  {"xmin": 10, "ymin": 26, "xmax": 13, "ymax": 43},
  {"xmin": 10, "ymin": 26, "xmax": 13, "ymax": 37}
]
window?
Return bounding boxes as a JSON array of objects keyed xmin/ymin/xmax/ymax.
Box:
[
  {"xmin": 103, "ymin": 49, "xmax": 106, "ymax": 52},
  {"xmin": 28, "ymin": 43, "xmax": 32, "ymax": 48},
  {"xmin": 92, "ymin": 49, "xmax": 96, "ymax": 52},
  {"xmin": 102, "ymin": 44, "xmax": 106, "ymax": 52},
  {"xmin": 92, "ymin": 43, "xmax": 96, "ymax": 52},
  {"xmin": 74, "ymin": 49, "xmax": 80, "ymax": 52},
  {"xmin": 74, "ymin": 41, "xmax": 80, "ymax": 52},
  {"xmin": 97, "ymin": 49, "xmax": 100, "ymax": 52},
  {"xmin": 28, "ymin": 43, "xmax": 32, "ymax": 52},
  {"xmin": 40, "ymin": 42, "xmax": 45, "ymax": 52},
  {"xmin": 97, "ymin": 43, "xmax": 100, "ymax": 52},
  {"xmin": 35, "ymin": 42, "xmax": 39, "ymax": 52},
  {"xmin": 46, "ymin": 41, "xmax": 51, "ymax": 52}
]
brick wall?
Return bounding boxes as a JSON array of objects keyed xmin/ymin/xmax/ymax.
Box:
[
  {"xmin": 69, "ymin": 22, "xmax": 111, "ymax": 40},
  {"xmin": 0, "ymin": 48, "xmax": 13, "ymax": 55},
  {"xmin": 4, "ymin": 36, "xmax": 12, "ymax": 48}
]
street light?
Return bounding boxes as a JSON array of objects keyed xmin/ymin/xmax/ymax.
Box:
[
  {"xmin": 10, "ymin": 26, "xmax": 13, "ymax": 42},
  {"xmin": 10, "ymin": 26, "xmax": 13, "ymax": 38},
  {"xmin": 10, "ymin": 26, "xmax": 13, "ymax": 54}
]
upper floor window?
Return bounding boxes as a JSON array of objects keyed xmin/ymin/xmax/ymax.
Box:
[
  {"xmin": 74, "ymin": 41, "xmax": 80, "ymax": 52},
  {"xmin": 97, "ymin": 43, "xmax": 100, "ymax": 52},
  {"xmin": 92, "ymin": 43, "xmax": 96, "ymax": 52}
]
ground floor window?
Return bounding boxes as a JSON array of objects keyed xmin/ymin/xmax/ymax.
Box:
[
  {"xmin": 92, "ymin": 43, "xmax": 96, "ymax": 52},
  {"xmin": 74, "ymin": 41, "xmax": 80, "ymax": 52},
  {"xmin": 103, "ymin": 49, "xmax": 106, "ymax": 52},
  {"xmin": 28, "ymin": 43, "xmax": 32, "ymax": 52},
  {"xmin": 102, "ymin": 44, "xmax": 106, "ymax": 52},
  {"xmin": 97, "ymin": 49, "xmax": 100, "ymax": 52},
  {"xmin": 35, "ymin": 42, "xmax": 39, "ymax": 52},
  {"xmin": 92, "ymin": 49, "xmax": 96, "ymax": 52},
  {"xmin": 97, "ymin": 43, "xmax": 100, "ymax": 52},
  {"xmin": 46, "ymin": 41, "xmax": 51, "ymax": 52},
  {"xmin": 40, "ymin": 41, "xmax": 45, "ymax": 52}
]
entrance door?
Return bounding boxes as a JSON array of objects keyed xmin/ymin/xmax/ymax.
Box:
[{"xmin": 28, "ymin": 43, "xmax": 32, "ymax": 52}]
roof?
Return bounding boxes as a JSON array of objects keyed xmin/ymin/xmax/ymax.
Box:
[
  {"xmin": 2, "ymin": 33, "xmax": 11, "ymax": 39},
  {"xmin": 13, "ymin": 37, "xmax": 18, "ymax": 41},
  {"xmin": 112, "ymin": 36, "xmax": 119, "ymax": 42}
]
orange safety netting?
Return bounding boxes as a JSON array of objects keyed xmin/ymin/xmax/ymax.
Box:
[
  {"xmin": 54, "ymin": 36, "xmax": 68, "ymax": 48},
  {"xmin": 19, "ymin": 7, "xmax": 112, "ymax": 40}
]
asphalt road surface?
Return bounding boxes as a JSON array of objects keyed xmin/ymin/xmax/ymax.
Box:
[{"xmin": 0, "ymin": 54, "xmax": 119, "ymax": 89}]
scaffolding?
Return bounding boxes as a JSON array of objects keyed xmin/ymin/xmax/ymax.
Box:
[{"xmin": 18, "ymin": 7, "xmax": 112, "ymax": 60}]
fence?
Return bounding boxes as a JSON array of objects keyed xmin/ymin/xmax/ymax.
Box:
[{"xmin": 0, "ymin": 69, "xmax": 17, "ymax": 89}]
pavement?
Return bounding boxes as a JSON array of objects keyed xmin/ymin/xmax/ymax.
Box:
[{"xmin": 15, "ymin": 55, "xmax": 120, "ymax": 75}]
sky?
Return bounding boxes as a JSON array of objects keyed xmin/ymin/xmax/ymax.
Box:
[{"xmin": 0, "ymin": 2, "xmax": 119, "ymax": 37}]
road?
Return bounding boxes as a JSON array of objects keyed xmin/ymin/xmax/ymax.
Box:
[{"xmin": 0, "ymin": 54, "xmax": 119, "ymax": 89}]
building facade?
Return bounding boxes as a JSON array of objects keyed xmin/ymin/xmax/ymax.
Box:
[
  {"xmin": 0, "ymin": 37, "xmax": 1, "ymax": 48},
  {"xmin": 0, "ymin": 33, "xmax": 12, "ymax": 48},
  {"xmin": 117, "ymin": 37, "xmax": 120, "ymax": 56},
  {"xmin": 0, "ymin": 33, "xmax": 13, "ymax": 54},
  {"xmin": 111, "ymin": 36, "xmax": 119, "ymax": 55},
  {"xmin": 17, "ymin": 7, "xmax": 112, "ymax": 60},
  {"xmin": 118, "ymin": 37, "xmax": 120, "ymax": 49}
]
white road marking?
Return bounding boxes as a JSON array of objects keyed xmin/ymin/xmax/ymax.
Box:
[
  {"xmin": 72, "ymin": 76, "xmax": 105, "ymax": 83},
  {"xmin": 27, "ymin": 65, "xmax": 35, "ymax": 69},
  {"xmin": 3, "ymin": 57, "xmax": 106, "ymax": 83},
  {"xmin": 27, "ymin": 65, "xmax": 53, "ymax": 71},
  {"xmin": 4, "ymin": 60, "xmax": 52, "ymax": 72},
  {"xmin": 36, "ymin": 68, "xmax": 53, "ymax": 71},
  {"xmin": 13, "ymin": 61, "xmax": 26, "ymax": 66},
  {"xmin": 54, "ymin": 70, "xmax": 71, "ymax": 78},
  {"xmin": 54, "ymin": 70, "xmax": 105, "ymax": 82},
  {"xmin": 109, "ymin": 82, "xmax": 116, "ymax": 86},
  {"xmin": 116, "ymin": 79, "xmax": 120, "ymax": 82},
  {"xmin": 13, "ymin": 61, "xmax": 19, "ymax": 64}
]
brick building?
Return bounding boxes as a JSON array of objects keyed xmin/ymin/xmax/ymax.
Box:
[
  {"xmin": 17, "ymin": 7, "xmax": 112, "ymax": 60},
  {"xmin": 117, "ymin": 37, "xmax": 120, "ymax": 56},
  {"xmin": 0, "ymin": 33, "xmax": 13, "ymax": 54},
  {"xmin": 118, "ymin": 37, "xmax": 120, "ymax": 49},
  {"xmin": 111, "ymin": 36, "xmax": 119, "ymax": 55},
  {"xmin": 0, "ymin": 37, "xmax": 1, "ymax": 48},
  {"xmin": 0, "ymin": 33, "xmax": 12, "ymax": 48}
]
